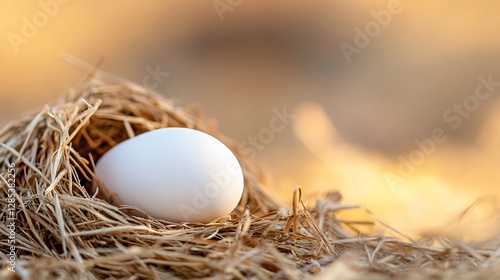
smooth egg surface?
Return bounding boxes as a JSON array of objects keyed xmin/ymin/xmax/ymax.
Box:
[{"xmin": 95, "ymin": 127, "xmax": 244, "ymax": 223}]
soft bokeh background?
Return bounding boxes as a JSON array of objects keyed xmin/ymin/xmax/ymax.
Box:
[{"xmin": 1, "ymin": 0, "xmax": 499, "ymax": 239}]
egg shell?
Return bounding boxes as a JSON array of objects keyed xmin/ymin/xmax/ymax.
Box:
[{"xmin": 95, "ymin": 127, "xmax": 244, "ymax": 223}]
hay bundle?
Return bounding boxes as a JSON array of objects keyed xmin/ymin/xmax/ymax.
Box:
[{"xmin": 1, "ymin": 73, "xmax": 499, "ymax": 279}]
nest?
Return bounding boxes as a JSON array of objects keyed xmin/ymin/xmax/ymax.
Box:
[{"xmin": 1, "ymin": 72, "xmax": 500, "ymax": 280}]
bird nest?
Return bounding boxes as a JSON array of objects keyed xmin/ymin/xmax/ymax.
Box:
[{"xmin": 1, "ymin": 73, "xmax": 499, "ymax": 279}]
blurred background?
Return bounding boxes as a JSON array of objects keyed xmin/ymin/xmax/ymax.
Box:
[{"xmin": 1, "ymin": 0, "xmax": 499, "ymax": 239}]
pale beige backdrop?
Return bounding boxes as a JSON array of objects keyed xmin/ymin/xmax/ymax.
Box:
[{"xmin": 1, "ymin": 0, "xmax": 500, "ymax": 238}]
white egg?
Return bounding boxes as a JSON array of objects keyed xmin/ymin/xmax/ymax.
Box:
[{"xmin": 95, "ymin": 127, "xmax": 244, "ymax": 223}]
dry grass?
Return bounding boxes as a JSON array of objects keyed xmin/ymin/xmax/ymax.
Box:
[{"xmin": 1, "ymin": 71, "xmax": 500, "ymax": 279}]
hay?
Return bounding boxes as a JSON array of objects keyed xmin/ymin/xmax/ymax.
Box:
[{"xmin": 1, "ymin": 72, "xmax": 499, "ymax": 280}]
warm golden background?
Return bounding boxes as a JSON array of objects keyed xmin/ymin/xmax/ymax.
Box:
[{"xmin": 1, "ymin": 1, "xmax": 499, "ymax": 239}]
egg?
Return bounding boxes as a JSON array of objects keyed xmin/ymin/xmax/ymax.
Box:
[{"xmin": 94, "ymin": 127, "xmax": 244, "ymax": 223}]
